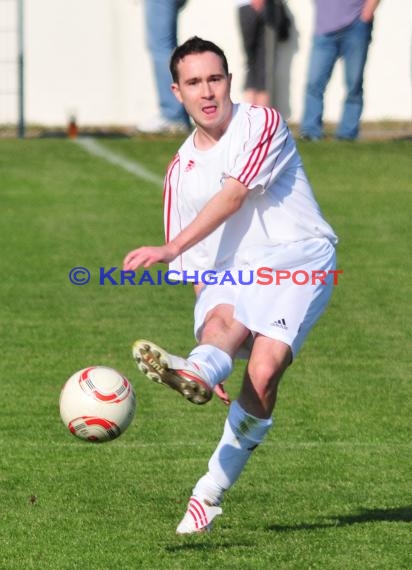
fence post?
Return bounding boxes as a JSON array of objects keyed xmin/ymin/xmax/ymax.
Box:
[{"xmin": 17, "ymin": 0, "xmax": 24, "ymax": 138}]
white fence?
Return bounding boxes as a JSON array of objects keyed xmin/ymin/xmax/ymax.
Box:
[{"xmin": 3, "ymin": 0, "xmax": 412, "ymax": 128}]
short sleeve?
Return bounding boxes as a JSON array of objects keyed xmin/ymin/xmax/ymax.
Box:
[{"xmin": 228, "ymin": 106, "xmax": 289, "ymax": 190}]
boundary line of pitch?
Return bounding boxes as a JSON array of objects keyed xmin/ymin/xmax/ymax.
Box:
[{"xmin": 74, "ymin": 136, "xmax": 164, "ymax": 187}]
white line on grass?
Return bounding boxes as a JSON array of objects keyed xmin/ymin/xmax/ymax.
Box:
[
  {"xmin": 11, "ymin": 441, "xmax": 412, "ymax": 450},
  {"xmin": 74, "ymin": 137, "xmax": 164, "ymax": 187}
]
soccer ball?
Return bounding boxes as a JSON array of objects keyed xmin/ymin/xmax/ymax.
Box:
[{"xmin": 59, "ymin": 366, "xmax": 136, "ymax": 442}]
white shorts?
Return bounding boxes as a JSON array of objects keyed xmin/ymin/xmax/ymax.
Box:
[{"xmin": 194, "ymin": 238, "xmax": 337, "ymax": 358}]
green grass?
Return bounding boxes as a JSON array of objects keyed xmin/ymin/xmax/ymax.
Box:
[{"xmin": 0, "ymin": 136, "xmax": 411, "ymax": 569}]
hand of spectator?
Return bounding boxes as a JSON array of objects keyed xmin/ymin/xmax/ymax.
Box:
[
  {"xmin": 361, "ymin": 0, "xmax": 380, "ymax": 22},
  {"xmin": 251, "ymin": 0, "xmax": 265, "ymax": 13}
]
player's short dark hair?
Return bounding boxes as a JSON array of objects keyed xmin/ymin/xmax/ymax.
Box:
[{"xmin": 170, "ymin": 36, "xmax": 229, "ymax": 83}]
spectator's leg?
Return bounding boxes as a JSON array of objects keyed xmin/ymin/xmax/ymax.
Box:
[
  {"xmin": 337, "ymin": 19, "xmax": 373, "ymax": 139},
  {"xmin": 144, "ymin": 0, "xmax": 189, "ymax": 125},
  {"xmin": 300, "ymin": 33, "xmax": 339, "ymax": 139}
]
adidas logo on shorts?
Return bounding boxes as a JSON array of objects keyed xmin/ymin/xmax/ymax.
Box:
[{"xmin": 271, "ymin": 318, "xmax": 288, "ymax": 330}]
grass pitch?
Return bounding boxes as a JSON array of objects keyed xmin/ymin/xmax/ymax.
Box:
[{"xmin": 0, "ymin": 135, "xmax": 410, "ymax": 569}]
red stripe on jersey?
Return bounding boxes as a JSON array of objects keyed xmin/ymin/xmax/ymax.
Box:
[
  {"xmin": 163, "ymin": 154, "xmax": 180, "ymax": 243},
  {"xmin": 238, "ymin": 107, "xmax": 280, "ymax": 187},
  {"xmin": 238, "ymin": 107, "xmax": 272, "ymax": 184},
  {"xmin": 245, "ymin": 108, "xmax": 279, "ymax": 186}
]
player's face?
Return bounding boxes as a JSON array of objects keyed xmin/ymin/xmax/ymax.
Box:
[{"xmin": 171, "ymin": 51, "xmax": 232, "ymax": 138}]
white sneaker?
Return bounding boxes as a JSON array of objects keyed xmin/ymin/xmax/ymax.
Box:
[
  {"xmin": 176, "ymin": 496, "xmax": 223, "ymax": 534},
  {"xmin": 132, "ymin": 339, "xmax": 213, "ymax": 405},
  {"xmin": 136, "ymin": 115, "xmax": 190, "ymax": 135}
]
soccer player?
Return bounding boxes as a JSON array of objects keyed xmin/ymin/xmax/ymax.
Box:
[{"xmin": 123, "ymin": 36, "xmax": 338, "ymax": 534}]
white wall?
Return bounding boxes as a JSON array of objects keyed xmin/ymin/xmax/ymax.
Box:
[{"xmin": 18, "ymin": 0, "xmax": 412, "ymax": 127}]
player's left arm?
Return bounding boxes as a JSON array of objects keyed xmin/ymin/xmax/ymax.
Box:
[
  {"xmin": 361, "ymin": 0, "xmax": 381, "ymax": 22},
  {"xmin": 123, "ymin": 176, "xmax": 249, "ymax": 270}
]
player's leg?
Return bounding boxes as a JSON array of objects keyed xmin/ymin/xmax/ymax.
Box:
[
  {"xmin": 238, "ymin": 335, "xmax": 291, "ymax": 418},
  {"xmin": 177, "ymin": 239, "xmax": 337, "ymax": 533},
  {"xmin": 196, "ymin": 303, "xmax": 250, "ymax": 358},
  {"xmin": 176, "ymin": 336, "xmax": 291, "ymax": 534},
  {"xmin": 133, "ymin": 300, "xmax": 249, "ymax": 404}
]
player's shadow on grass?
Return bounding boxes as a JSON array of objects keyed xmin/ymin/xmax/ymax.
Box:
[
  {"xmin": 268, "ymin": 505, "xmax": 412, "ymax": 532},
  {"xmin": 164, "ymin": 506, "xmax": 411, "ymax": 551},
  {"xmin": 165, "ymin": 540, "xmax": 253, "ymax": 553}
]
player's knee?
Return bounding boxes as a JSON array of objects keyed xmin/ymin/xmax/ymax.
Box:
[
  {"xmin": 202, "ymin": 313, "xmax": 232, "ymax": 338},
  {"xmin": 247, "ymin": 360, "xmax": 281, "ymax": 386}
]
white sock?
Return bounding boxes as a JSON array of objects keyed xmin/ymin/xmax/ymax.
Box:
[
  {"xmin": 187, "ymin": 344, "xmax": 233, "ymax": 389},
  {"xmin": 192, "ymin": 400, "xmax": 273, "ymax": 505}
]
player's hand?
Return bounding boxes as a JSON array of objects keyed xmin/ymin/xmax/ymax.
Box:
[
  {"xmin": 214, "ymin": 383, "xmax": 231, "ymax": 406},
  {"xmin": 123, "ymin": 244, "xmax": 178, "ymax": 270}
]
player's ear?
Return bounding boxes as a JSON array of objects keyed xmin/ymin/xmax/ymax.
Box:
[{"xmin": 171, "ymin": 83, "xmax": 183, "ymax": 104}]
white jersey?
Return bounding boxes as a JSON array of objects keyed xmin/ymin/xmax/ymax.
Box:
[{"xmin": 163, "ymin": 103, "xmax": 337, "ymax": 273}]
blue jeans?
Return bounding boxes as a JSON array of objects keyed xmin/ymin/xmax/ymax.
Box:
[
  {"xmin": 144, "ymin": 0, "xmax": 190, "ymax": 125},
  {"xmin": 301, "ymin": 18, "xmax": 373, "ymax": 139}
]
